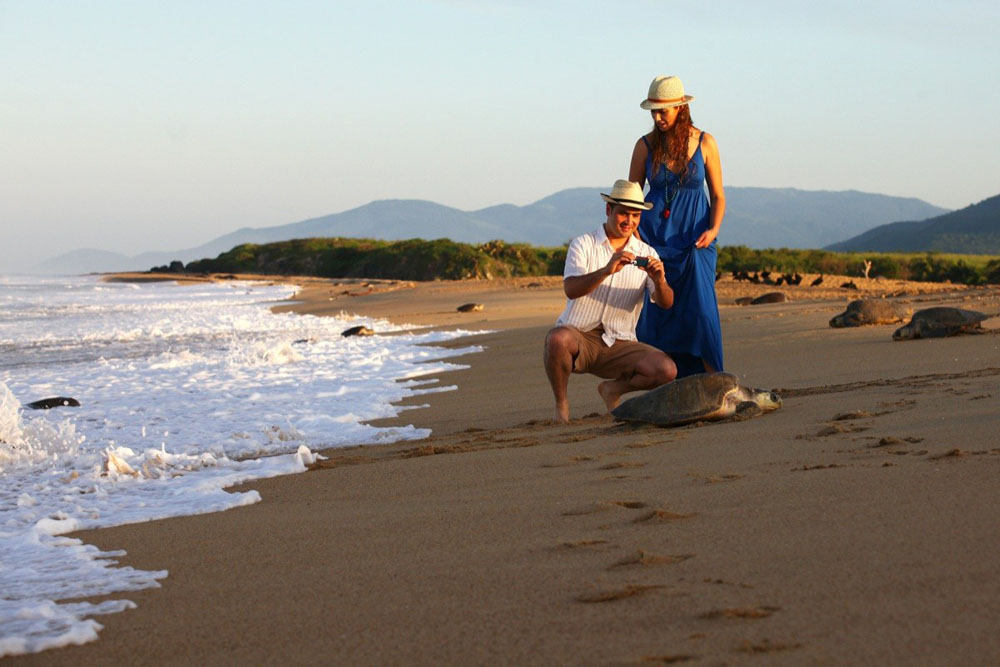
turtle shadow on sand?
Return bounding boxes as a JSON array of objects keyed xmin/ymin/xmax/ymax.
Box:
[
  {"xmin": 892, "ymin": 307, "xmax": 995, "ymax": 340},
  {"xmin": 611, "ymin": 372, "xmax": 781, "ymax": 427}
]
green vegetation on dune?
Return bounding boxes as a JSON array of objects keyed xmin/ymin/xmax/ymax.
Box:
[
  {"xmin": 718, "ymin": 246, "xmax": 1000, "ymax": 285},
  {"xmin": 154, "ymin": 237, "xmax": 1000, "ymax": 286},
  {"xmin": 178, "ymin": 237, "xmax": 567, "ymax": 281}
]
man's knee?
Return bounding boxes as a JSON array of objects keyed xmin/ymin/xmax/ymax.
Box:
[
  {"xmin": 545, "ymin": 327, "xmax": 577, "ymax": 358},
  {"xmin": 640, "ymin": 352, "xmax": 677, "ymax": 385}
]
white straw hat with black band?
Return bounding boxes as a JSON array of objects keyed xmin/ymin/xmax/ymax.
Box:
[{"xmin": 600, "ymin": 180, "xmax": 653, "ymax": 210}]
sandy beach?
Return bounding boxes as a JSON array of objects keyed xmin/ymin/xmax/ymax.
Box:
[{"xmin": 12, "ymin": 273, "xmax": 1000, "ymax": 665}]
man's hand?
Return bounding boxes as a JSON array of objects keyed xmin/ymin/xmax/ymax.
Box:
[
  {"xmin": 564, "ymin": 249, "xmax": 635, "ymax": 299},
  {"xmin": 605, "ymin": 249, "xmax": 635, "ymax": 276},
  {"xmin": 639, "ymin": 256, "xmax": 666, "ymax": 283},
  {"xmin": 638, "ymin": 256, "xmax": 673, "ymax": 309}
]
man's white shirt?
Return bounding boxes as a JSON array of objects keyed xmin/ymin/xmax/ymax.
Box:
[{"xmin": 556, "ymin": 226, "xmax": 660, "ymax": 347}]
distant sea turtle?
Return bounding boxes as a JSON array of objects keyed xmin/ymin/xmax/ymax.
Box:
[
  {"xmin": 611, "ymin": 372, "xmax": 782, "ymax": 426},
  {"xmin": 750, "ymin": 292, "xmax": 788, "ymax": 305},
  {"xmin": 457, "ymin": 303, "xmax": 484, "ymax": 312},
  {"xmin": 892, "ymin": 307, "xmax": 992, "ymax": 340},
  {"xmin": 830, "ymin": 299, "xmax": 910, "ymax": 328},
  {"xmin": 341, "ymin": 325, "xmax": 375, "ymax": 337},
  {"xmin": 25, "ymin": 397, "xmax": 81, "ymax": 410}
]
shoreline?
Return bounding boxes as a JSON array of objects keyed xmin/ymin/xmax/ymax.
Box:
[{"xmin": 11, "ymin": 273, "xmax": 1000, "ymax": 664}]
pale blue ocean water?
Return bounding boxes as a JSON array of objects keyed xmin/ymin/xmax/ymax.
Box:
[{"xmin": 0, "ymin": 275, "xmax": 481, "ymax": 656}]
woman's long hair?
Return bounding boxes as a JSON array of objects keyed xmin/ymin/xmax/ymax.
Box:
[{"xmin": 650, "ymin": 105, "xmax": 695, "ymax": 184}]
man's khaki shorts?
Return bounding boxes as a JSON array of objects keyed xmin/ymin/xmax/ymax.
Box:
[{"xmin": 562, "ymin": 326, "xmax": 663, "ymax": 380}]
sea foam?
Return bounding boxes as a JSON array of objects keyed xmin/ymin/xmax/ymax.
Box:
[{"xmin": 0, "ymin": 276, "xmax": 483, "ymax": 656}]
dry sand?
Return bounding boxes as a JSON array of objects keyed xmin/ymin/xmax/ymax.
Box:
[{"xmin": 12, "ymin": 273, "xmax": 1000, "ymax": 665}]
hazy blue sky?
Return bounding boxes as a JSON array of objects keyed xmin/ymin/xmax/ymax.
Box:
[{"xmin": 2, "ymin": 0, "xmax": 998, "ymax": 270}]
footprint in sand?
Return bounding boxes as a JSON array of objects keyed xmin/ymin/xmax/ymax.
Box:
[
  {"xmin": 598, "ymin": 461, "xmax": 648, "ymax": 470},
  {"xmin": 575, "ymin": 583, "xmax": 665, "ymax": 603},
  {"xmin": 606, "ymin": 475, "xmax": 655, "ymax": 482},
  {"xmin": 623, "ymin": 440, "xmax": 658, "ymax": 449},
  {"xmin": 557, "ymin": 434, "xmax": 598, "ymax": 444},
  {"xmin": 792, "ymin": 463, "xmax": 844, "ymax": 471},
  {"xmin": 832, "ymin": 409, "xmax": 878, "ymax": 420},
  {"xmin": 870, "ymin": 436, "xmax": 907, "ymax": 448},
  {"xmin": 562, "ymin": 503, "xmax": 614, "ymax": 516},
  {"xmin": 551, "ymin": 539, "xmax": 615, "ymax": 552},
  {"xmin": 688, "ymin": 472, "xmax": 744, "ymax": 484},
  {"xmin": 878, "ymin": 398, "xmax": 917, "ymax": 408},
  {"xmin": 562, "ymin": 500, "xmax": 650, "ymax": 516},
  {"xmin": 631, "ymin": 509, "xmax": 697, "ymax": 524},
  {"xmin": 699, "ymin": 605, "xmax": 780, "ymax": 620},
  {"xmin": 927, "ymin": 448, "xmax": 992, "ymax": 460},
  {"xmin": 637, "ymin": 653, "xmax": 698, "ymax": 664},
  {"xmin": 702, "ymin": 578, "xmax": 754, "ymax": 589},
  {"xmin": 813, "ymin": 422, "xmax": 870, "ymax": 437},
  {"xmin": 606, "ymin": 550, "xmax": 695, "ymax": 570},
  {"xmin": 611, "ymin": 500, "xmax": 649, "ymax": 509},
  {"xmin": 807, "ymin": 407, "xmax": 903, "ymax": 439},
  {"xmin": 734, "ymin": 638, "xmax": 802, "ymax": 654},
  {"xmin": 928, "ymin": 448, "xmax": 967, "ymax": 460},
  {"xmin": 542, "ymin": 454, "xmax": 598, "ymax": 467}
]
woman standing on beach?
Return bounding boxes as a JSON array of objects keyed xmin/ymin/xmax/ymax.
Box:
[{"xmin": 629, "ymin": 75, "xmax": 725, "ymax": 378}]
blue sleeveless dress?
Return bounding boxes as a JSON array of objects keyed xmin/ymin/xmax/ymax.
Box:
[{"xmin": 635, "ymin": 133, "xmax": 724, "ymax": 377}]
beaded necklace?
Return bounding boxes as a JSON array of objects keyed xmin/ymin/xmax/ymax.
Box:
[{"xmin": 662, "ymin": 175, "xmax": 681, "ymax": 219}]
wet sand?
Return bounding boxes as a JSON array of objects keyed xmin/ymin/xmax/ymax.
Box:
[{"xmin": 13, "ymin": 273, "xmax": 1000, "ymax": 665}]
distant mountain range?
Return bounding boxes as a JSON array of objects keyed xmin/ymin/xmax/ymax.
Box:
[
  {"xmin": 33, "ymin": 186, "xmax": 950, "ymax": 274},
  {"xmin": 827, "ymin": 193, "xmax": 1000, "ymax": 254}
]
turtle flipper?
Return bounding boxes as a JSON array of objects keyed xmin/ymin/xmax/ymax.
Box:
[{"xmin": 729, "ymin": 401, "xmax": 763, "ymax": 422}]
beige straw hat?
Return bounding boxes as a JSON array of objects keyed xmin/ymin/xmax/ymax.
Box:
[
  {"xmin": 600, "ymin": 180, "xmax": 653, "ymax": 210},
  {"xmin": 639, "ymin": 75, "xmax": 694, "ymax": 110}
]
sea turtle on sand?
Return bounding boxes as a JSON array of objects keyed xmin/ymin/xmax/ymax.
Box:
[
  {"xmin": 750, "ymin": 292, "xmax": 788, "ymax": 305},
  {"xmin": 830, "ymin": 299, "xmax": 910, "ymax": 328},
  {"xmin": 341, "ymin": 325, "xmax": 375, "ymax": 337},
  {"xmin": 457, "ymin": 302, "xmax": 484, "ymax": 312},
  {"xmin": 892, "ymin": 307, "xmax": 992, "ymax": 340},
  {"xmin": 611, "ymin": 372, "xmax": 782, "ymax": 427}
]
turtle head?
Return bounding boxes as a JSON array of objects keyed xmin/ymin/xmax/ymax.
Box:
[
  {"xmin": 750, "ymin": 389, "xmax": 782, "ymax": 412},
  {"xmin": 892, "ymin": 323, "xmax": 916, "ymax": 340}
]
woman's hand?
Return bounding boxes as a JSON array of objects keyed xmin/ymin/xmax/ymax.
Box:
[{"xmin": 695, "ymin": 227, "xmax": 719, "ymax": 248}]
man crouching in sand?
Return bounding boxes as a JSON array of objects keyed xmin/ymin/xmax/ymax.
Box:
[{"xmin": 544, "ymin": 180, "xmax": 677, "ymax": 423}]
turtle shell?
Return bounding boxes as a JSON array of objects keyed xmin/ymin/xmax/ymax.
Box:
[
  {"xmin": 830, "ymin": 299, "xmax": 909, "ymax": 327},
  {"xmin": 612, "ymin": 372, "xmax": 742, "ymax": 426},
  {"xmin": 893, "ymin": 307, "xmax": 989, "ymax": 340}
]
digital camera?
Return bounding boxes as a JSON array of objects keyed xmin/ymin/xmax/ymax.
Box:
[{"xmin": 631, "ymin": 257, "xmax": 649, "ymax": 268}]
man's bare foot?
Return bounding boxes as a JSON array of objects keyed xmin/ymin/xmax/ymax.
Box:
[
  {"xmin": 553, "ymin": 401, "xmax": 570, "ymax": 423},
  {"xmin": 597, "ymin": 381, "xmax": 622, "ymax": 412}
]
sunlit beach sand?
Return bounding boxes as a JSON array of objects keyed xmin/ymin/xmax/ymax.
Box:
[{"xmin": 8, "ymin": 272, "xmax": 1000, "ymax": 665}]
